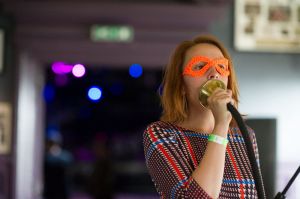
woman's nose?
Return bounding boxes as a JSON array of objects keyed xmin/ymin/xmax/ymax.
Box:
[{"xmin": 207, "ymin": 66, "xmax": 219, "ymax": 79}]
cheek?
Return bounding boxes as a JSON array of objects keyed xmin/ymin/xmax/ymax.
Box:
[
  {"xmin": 220, "ymin": 76, "xmax": 229, "ymax": 87},
  {"xmin": 183, "ymin": 77, "xmax": 197, "ymax": 90},
  {"xmin": 183, "ymin": 77, "xmax": 206, "ymax": 96}
]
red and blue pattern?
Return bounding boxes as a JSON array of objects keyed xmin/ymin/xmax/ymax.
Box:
[{"xmin": 143, "ymin": 121, "xmax": 265, "ymax": 199}]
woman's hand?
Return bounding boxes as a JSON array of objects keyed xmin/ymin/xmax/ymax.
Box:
[{"xmin": 207, "ymin": 88, "xmax": 234, "ymax": 129}]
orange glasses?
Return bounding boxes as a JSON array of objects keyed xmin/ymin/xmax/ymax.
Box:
[{"xmin": 182, "ymin": 56, "xmax": 230, "ymax": 77}]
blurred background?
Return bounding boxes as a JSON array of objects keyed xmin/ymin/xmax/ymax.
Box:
[{"xmin": 0, "ymin": 0, "xmax": 300, "ymax": 199}]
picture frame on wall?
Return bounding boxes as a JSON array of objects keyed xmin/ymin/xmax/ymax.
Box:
[
  {"xmin": 234, "ymin": 0, "xmax": 300, "ymax": 53},
  {"xmin": 0, "ymin": 102, "xmax": 11, "ymax": 155}
]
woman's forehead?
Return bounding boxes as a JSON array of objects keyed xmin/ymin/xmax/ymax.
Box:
[{"xmin": 185, "ymin": 43, "xmax": 224, "ymax": 59}]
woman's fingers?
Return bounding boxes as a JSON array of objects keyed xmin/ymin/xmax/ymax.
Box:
[
  {"xmin": 208, "ymin": 89, "xmax": 233, "ymax": 105},
  {"xmin": 207, "ymin": 88, "xmax": 233, "ymax": 125}
]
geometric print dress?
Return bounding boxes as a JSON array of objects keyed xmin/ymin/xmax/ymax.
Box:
[{"xmin": 143, "ymin": 121, "xmax": 266, "ymax": 199}]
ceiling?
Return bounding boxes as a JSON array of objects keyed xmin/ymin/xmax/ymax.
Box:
[{"xmin": 1, "ymin": 0, "xmax": 230, "ymax": 68}]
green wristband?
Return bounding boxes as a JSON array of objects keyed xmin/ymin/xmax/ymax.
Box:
[{"xmin": 208, "ymin": 134, "xmax": 228, "ymax": 146}]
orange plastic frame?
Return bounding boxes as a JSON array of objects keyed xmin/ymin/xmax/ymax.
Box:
[{"xmin": 182, "ymin": 56, "xmax": 230, "ymax": 77}]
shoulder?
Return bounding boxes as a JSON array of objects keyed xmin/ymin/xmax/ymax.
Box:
[
  {"xmin": 229, "ymin": 122, "xmax": 255, "ymax": 135},
  {"xmin": 145, "ymin": 120, "xmax": 172, "ymax": 130},
  {"xmin": 229, "ymin": 123, "xmax": 257, "ymax": 144},
  {"xmin": 143, "ymin": 121, "xmax": 178, "ymax": 139}
]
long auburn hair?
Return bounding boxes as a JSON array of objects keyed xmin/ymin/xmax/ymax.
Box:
[{"xmin": 160, "ymin": 35, "xmax": 239, "ymax": 123}]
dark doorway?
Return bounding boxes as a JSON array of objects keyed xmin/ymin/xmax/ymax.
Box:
[{"xmin": 43, "ymin": 65, "xmax": 162, "ymax": 199}]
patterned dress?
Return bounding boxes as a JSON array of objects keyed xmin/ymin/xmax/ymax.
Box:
[{"xmin": 143, "ymin": 121, "xmax": 265, "ymax": 199}]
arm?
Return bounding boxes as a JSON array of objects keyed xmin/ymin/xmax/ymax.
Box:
[
  {"xmin": 191, "ymin": 88, "xmax": 233, "ymax": 198},
  {"xmin": 191, "ymin": 124, "xmax": 228, "ymax": 199}
]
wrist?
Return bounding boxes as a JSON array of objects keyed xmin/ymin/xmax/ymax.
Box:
[
  {"xmin": 213, "ymin": 123, "xmax": 229, "ymax": 137},
  {"xmin": 208, "ymin": 134, "xmax": 229, "ymax": 146}
]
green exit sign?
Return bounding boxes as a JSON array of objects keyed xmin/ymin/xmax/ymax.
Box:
[{"xmin": 90, "ymin": 25, "xmax": 134, "ymax": 42}]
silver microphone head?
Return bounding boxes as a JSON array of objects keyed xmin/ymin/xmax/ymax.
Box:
[{"xmin": 199, "ymin": 79, "xmax": 226, "ymax": 107}]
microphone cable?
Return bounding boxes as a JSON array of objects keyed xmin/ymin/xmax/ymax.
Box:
[
  {"xmin": 227, "ymin": 103, "xmax": 266, "ymax": 199},
  {"xmin": 199, "ymin": 79, "xmax": 265, "ymax": 198}
]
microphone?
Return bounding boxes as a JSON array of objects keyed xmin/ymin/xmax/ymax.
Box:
[{"xmin": 199, "ymin": 79, "xmax": 265, "ymax": 199}]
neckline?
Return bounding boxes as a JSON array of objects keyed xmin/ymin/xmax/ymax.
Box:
[
  {"xmin": 164, "ymin": 121, "xmax": 210, "ymax": 135},
  {"xmin": 161, "ymin": 121, "xmax": 240, "ymax": 136}
]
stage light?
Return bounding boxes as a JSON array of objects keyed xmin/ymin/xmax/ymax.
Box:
[
  {"xmin": 52, "ymin": 62, "xmax": 73, "ymax": 74},
  {"xmin": 129, "ymin": 64, "xmax": 143, "ymax": 78},
  {"xmin": 88, "ymin": 86, "xmax": 102, "ymax": 101},
  {"xmin": 43, "ymin": 84, "xmax": 55, "ymax": 102},
  {"xmin": 72, "ymin": 64, "xmax": 86, "ymax": 78}
]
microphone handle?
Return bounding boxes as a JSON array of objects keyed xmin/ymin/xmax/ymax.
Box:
[{"xmin": 227, "ymin": 103, "xmax": 266, "ymax": 199}]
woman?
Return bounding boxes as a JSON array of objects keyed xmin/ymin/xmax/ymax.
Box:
[{"xmin": 143, "ymin": 35, "xmax": 265, "ymax": 198}]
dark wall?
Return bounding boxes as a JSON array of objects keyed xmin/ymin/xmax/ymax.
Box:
[
  {"xmin": 0, "ymin": 12, "xmax": 16, "ymax": 199},
  {"xmin": 246, "ymin": 118, "xmax": 277, "ymax": 198},
  {"xmin": 0, "ymin": 14, "xmax": 15, "ymax": 101}
]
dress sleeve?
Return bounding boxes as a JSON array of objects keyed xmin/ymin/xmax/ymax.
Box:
[
  {"xmin": 246, "ymin": 127, "xmax": 261, "ymax": 168},
  {"xmin": 247, "ymin": 126, "xmax": 266, "ymax": 198},
  {"xmin": 143, "ymin": 122, "xmax": 212, "ymax": 199}
]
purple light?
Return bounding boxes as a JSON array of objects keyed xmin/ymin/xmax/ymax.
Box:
[
  {"xmin": 51, "ymin": 62, "xmax": 73, "ymax": 74},
  {"xmin": 52, "ymin": 62, "xmax": 65, "ymax": 74},
  {"xmin": 72, "ymin": 64, "xmax": 86, "ymax": 78},
  {"xmin": 61, "ymin": 64, "xmax": 73, "ymax": 74},
  {"xmin": 54, "ymin": 74, "xmax": 69, "ymax": 87}
]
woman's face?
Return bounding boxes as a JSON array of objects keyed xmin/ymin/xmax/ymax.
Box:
[{"xmin": 182, "ymin": 43, "xmax": 229, "ymax": 109}]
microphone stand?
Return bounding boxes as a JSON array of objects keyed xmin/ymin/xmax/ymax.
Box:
[{"xmin": 274, "ymin": 166, "xmax": 300, "ymax": 199}]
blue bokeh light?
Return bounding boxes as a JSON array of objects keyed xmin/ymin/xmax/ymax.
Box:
[
  {"xmin": 129, "ymin": 64, "xmax": 143, "ymax": 78},
  {"xmin": 88, "ymin": 86, "xmax": 102, "ymax": 101},
  {"xmin": 43, "ymin": 84, "xmax": 55, "ymax": 102},
  {"xmin": 46, "ymin": 126, "xmax": 62, "ymax": 143}
]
